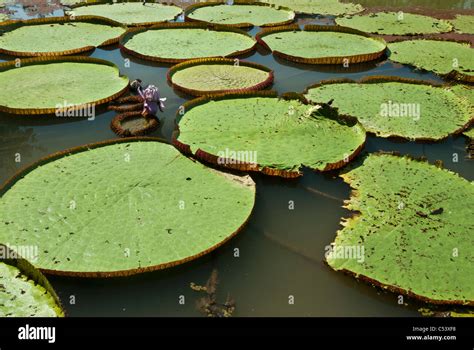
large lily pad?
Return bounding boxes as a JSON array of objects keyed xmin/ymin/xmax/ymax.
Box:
[
  {"xmin": 336, "ymin": 12, "xmax": 452, "ymax": 35},
  {"xmin": 185, "ymin": 1, "xmax": 295, "ymax": 27},
  {"xmin": 256, "ymin": 25, "xmax": 386, "ymax": 64},
  {"xmin": 261, "ymin": 0, "xmax": 363, "ymax": 16},
  {"xmin": 0, "ymin": 244, "xmax": 64, "ymax": 317},
  {"xmin": 327, "ymin": 153, "xmax": 474, "ymax": 305},
  {"xmin": 120, "ymin": 22, "xmax": 257, "ymax": 63},
  {"xmin": 173, "ymin": 92, "xmax": 366, "ymax": 178},
  {"xmin": 0, "ymin": 138, "xmax": 255, "ymax": 277},
  {"xmin": 450, "ymin": 15, "xmax": 474, "ymax": 34},
  {"xmin": 388, "ymin": 39, "xmax": 474, "ymax": 82},
  {"xmin": 167, "ymin": 58, "xmax": 274, "ymax": 96},
  {"xmin": 0, "ymin": 57, "xmax": 129, "ymax": 115},
  {"xmin": 305, "ymin": 77, "xmax": 473, "ymax": 140},
  {"xmin": 0, "ymin": 16, "xmax": 126, "ymax": 56},
  {"xmin": 68, "ymin": 2, "xmax": 182, "ymax": 26}
]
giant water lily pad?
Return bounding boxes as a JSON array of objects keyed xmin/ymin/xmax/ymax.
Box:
[
  {"xmin": 465, "ymin": 128, "xmax": 474, "ymax": 139},
  {"xmin": 185, "ymin": 2, "xmax": 295, "ymax": 27},
  {"xmin": 450, "ymin": 15, "xmax": 474, "ymax": 34},
  {"xmin": 68, "ymin": 2, "xmax": 182, "ymax": 26},
  {"xmin": 120, "ymin": 23, "xmax": 257, "ymax": 63},
  {"xmin": 327, "ymin": 153, "xmax": 474, "ymax": 305},
  {"xmin": 336, "ymin": 12, "xmax": 452, "ymax": 35},
  {"xmin": 0, "ymin": 138, "xmax": 255, "ymax": 276},
  {"xmin": 388, "ymin": 40, "xmax": 474, "ymax": 82},
  {"xmin": 0, "ymin": 245, "xmax": 64, "ymax": 317},
  {"xmin": 257, "ymin": 25, "xmax": 386, "ymax": 64},
  {"xmin": 0, "ymin": 57, "xmax": 129, "ymax": 115},
  {"xmin": 173, "ymin": 92, "xmax": 366, "ymax": 178},
  {"xmin": 305, "ymin": 78, "xmax": 473, "ymax": 140},
  {"xmin": 261, "ymin": 0, "xmax": 363, "ymax": 15},
  {"xmin": 0, "ymin": 16, "xmax": 126, "ymax": 56},
  {"xmin": 167, "ymin": 58, "xmax": 274, "ymax": 96}
]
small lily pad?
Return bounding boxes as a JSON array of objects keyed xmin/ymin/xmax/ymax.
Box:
[{"xmin": 167, "ymin": 58, "xmax": 274, "ymax": 96}]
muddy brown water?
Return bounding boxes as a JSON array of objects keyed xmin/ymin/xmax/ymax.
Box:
[{"xmin": 0, "ymin": 0, "xmax": 472, "ymax": 316}]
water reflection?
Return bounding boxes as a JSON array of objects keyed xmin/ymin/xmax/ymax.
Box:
[{"xmin": 0, "ymin": 124, "xmax": 45, "ymax": 182}]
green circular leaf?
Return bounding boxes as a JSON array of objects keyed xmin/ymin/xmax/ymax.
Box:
[
  {"xmin": 450, "ymin": 15, "xmax": 474, "ymax": 34},
  {"xmin": 388, "ymin": 40, "xmax": 474, "ymax": 81},
  {"xmin": 0, "ymin": 17, "xmax": 126, "ymax": 56},
  {"xmin": 168, "ymin": 58, "xmax": 273, "ymax": 96},
  {"xmin": 327, "ymin": 154, "xmax": 474, "ymax": 305},
  {"xmin": 121, "ymin": 24, "xmax": 256, "ymax": 63},
  {"xmin": 186, "ymin": 3, "xmax": 295, "ymax": 27},
  {"xmin": 305, "ymin": 79, "xmax": 473, "ymax": 140},
  {"xmin": 336, "ymin": 12, "xmax": 452, "ymax": 35},
  {"xmin": 68, "ymin": 3, "xmax": 182, "ymax": 26},
  {"xmin": 0, "ymin": 57, "xmax": 129, "ymax": 115},
  {"xmin": 175, "ymin": 93, "xmax": 366, "ymax": 176},
  {"xmin": 261, "ymin": 0, "xmax": 363, "ymax": 15},
  {"xmin": 258, "ymin": 26, "xmax": 386, "ymax": 64},
  {"xmin": 0, "ymin": 139, "xmax": 255, "ymax": 276}
]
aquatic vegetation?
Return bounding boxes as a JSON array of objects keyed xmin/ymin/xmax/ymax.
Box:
[
  {"xmin": 0, "ymin": 57, "xmax": 129, "ymax": 115},
  {"xmin": 256, "ymin": 24, "xmax": 386, "ymax": 64},
  {"xmin": 185, "ymin": 1, "xmax": 295, "ymax": 27},
  {"xmin": 261, "ymin": 0, "xmax": 363, "ymax": 16},
  {"xmin": 120, "ymin": 22, "xmax": 257, "ymax": 63},
  {"xmin": 0, "ymin": 245, "xmax": 64, "ymax": 317},
  {"xmin": 450, "ymin": 15, "xmax": 474, "ymax": 34},
  {"xmin": 388, "ymin": 39, "xmax": 474, "ymax": 82},
  {"xmin": 0, "ymin": 16, "xmax": 126, "ymax": 56},
  {"xmin": 336, "ymin": 12, "xmax": 452, "ymax": 35},
  {"xmin": 0, "ymin": 138, "xmax": 255, "ymax": 276},
  {"xmin": 173, "ymin": 91, "xmax": 366, "ymax": 178},
  {"xmin": 327, "ymin": 153, "xmax": 474, "ymax": 305},
  {"xmin": 419, "ymin": 308, "xmax": 474, "ymax": 317},
  {"xmin": 109, "ymin": 96, "xmax": 159, "ymax": 137},
  {"xmin": 67, "ymin": 2, "xmax": 182, "ymax": 26},
  {"xmin": 191, "ymin": 269, "xmax": 236, "ymax": 317},
  {"xmin": 167, "ymin": 58, "xmax": 274, "ymax": 96},
  {"xmin": 305, "ymin": 77, "xmax": 473, "ymax": 140},
  {"xmin": 465, "ymin": 128, "xmax": 474, "ymax": 139}
]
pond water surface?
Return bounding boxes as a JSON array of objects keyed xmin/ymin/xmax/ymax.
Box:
[{"xmin": 0, "ymin": 0, "xmax": 472, "ymax": 316}]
